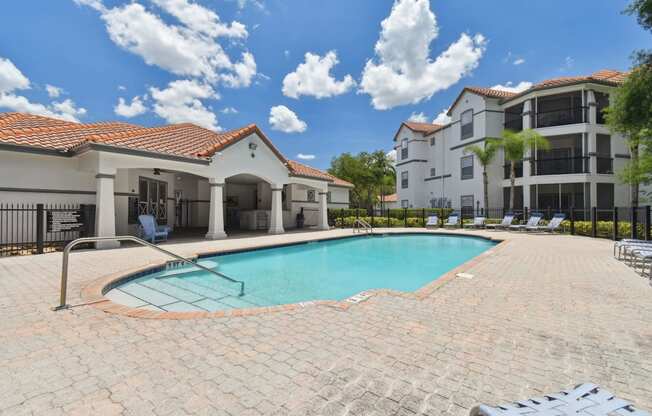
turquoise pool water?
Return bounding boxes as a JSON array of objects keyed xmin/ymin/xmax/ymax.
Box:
[{"xmin": 105, "ymin": 234, "xmax": 495, "ymax": 312}]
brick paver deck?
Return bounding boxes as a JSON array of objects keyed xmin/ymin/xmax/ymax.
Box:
[{"xmin": 0, "ymin": 229, "xmax": 650, "ymax": 415}]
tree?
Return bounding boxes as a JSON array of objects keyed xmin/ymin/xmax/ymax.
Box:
[
  {"xmin": 606, "ymin": 65, "xmax": 652, "ymax": 206},
  {"xmin": 463, "ymin": 139, "xmax": 500, "ymax": 213},
  {"xmin": 495, "ymin": 129, "xmax": 550, "ymax": 211},
  {"xmin": 328, "ymin": 150, "xmax": 395, "ymax": 209}
]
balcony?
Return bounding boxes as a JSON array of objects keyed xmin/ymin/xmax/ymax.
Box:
[
  {"xmin": 504, "ymin": 118, "xmax": 523, "ymax": 132},
  {"xmin": 597, "ymin": 157, "xmax": 614, "ymax": 174},
  {"xmin": 503, "ymin": 162, "xmax": 523, "ymax": 180},
  {"xmin": 531, "ymin": 156, "xmax": 589, "ymax": 176},
  {"xmin": 535, "ymin": 107, "xmax": 586, "ymax": 128}
]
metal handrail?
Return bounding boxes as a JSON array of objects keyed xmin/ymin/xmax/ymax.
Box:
[
  {"xmin": 352, "ymin": 218, "xmax": 373, "ymax": 234},
  {"xmin": 52, "ymin": 235, "xmax": 245, "ymax": 311}
]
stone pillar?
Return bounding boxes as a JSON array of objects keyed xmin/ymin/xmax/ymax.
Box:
[
  {"xmin": 206, "ymin": 180, "xmax": 227, "ymax": 240},
  {"xmin": 318, "ymin": 191, "xmax": 329, "ymax": 230},
  {"xmin": 95, "ymin": 172, "xmax": 119, "ymax": 249},
  {"xmin": 269, "ymin": 186, "xmax": 285, "ymax": 234}
]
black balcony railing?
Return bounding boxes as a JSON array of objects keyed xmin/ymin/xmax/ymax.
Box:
[
  {"xmin": 532, "ymin": 156, "xmax": 589, "ymax": 176},
  {"xmin": 597, "ymin": 157, "xmax": 614, "ymax": 174},
  {"xmin": 536, "ymin": 107, "xmax": 587, "ymax": 128},
  {"xmin": 504, "ymin": 118, "xmax": 523, "ymax": 132},
  {"xmin": 503, "ymin": 162, "xmax": 523, "ymax": 179}
]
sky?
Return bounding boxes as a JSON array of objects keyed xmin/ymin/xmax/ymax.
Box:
[{"xmin": 0, "ymin": 0, "xmax": 648, "ymax": 169}]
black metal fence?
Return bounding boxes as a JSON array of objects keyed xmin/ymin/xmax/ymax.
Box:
[
  {"xmin": 0, "ymin": 203, "xmax": 95, "ymax": 257},
  {"xmin": 328, "ymin": 206, "xmax": 652, "ymax": 241}
]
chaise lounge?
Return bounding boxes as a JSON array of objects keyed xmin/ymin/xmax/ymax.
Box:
[
  {"xmin": 485, "ymin": 213, "xmax": 514, "ymax": 230},
  {"xmin": 464, "ymin": 216, "xmax": 486, "ymax": 229},
  {"xmin": 526, "ymin": 212, "xmax": 565, "ymax": 232},
  {"xmin": 509, "ymin": 212, "xmax": 543, "ymax": 232},
  {"xmin": 443, "ymin": 213, "xmax": 459, "ymax": 228},
  {"xmin": 425, "ymin": 215, "xmax": 439, "ymax": 228}
]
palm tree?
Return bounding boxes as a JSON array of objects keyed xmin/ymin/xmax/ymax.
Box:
[
  {"xmin": 463, "ymin": 139, "xmax": 500, "ymax": 213},
  {"xmin": 371, "ymin": 151, "xmax": 396, "ymax": 211},
  {"xmin": 496, "ymin": 129, "xmax": 550, "ymax": 211}
]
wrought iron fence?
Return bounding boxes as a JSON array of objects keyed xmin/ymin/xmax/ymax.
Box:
[
  {"xmin": 0, "ymin": 203, "xmax": 95, "ymax": 257},
  {"xmin": 328, "ymin": 205, "xmax": 652, "ymax": 241}
]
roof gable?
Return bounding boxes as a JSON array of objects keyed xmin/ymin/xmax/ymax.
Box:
[
  {"xmin": 447, "ymin": 87, "xmax": 515, "ymax": 116},
  {"xmin": 393, "ymin": 121, "xmax": 442, "ymax": 141}
]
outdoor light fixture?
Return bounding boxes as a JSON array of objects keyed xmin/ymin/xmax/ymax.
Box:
[
  {"xmin": 153, "ymin": 168, "xmax": 161, "ymax": 176},
  {"xmin": 249, "ymin": 142, "xmax": 257, "ymax": 158}
]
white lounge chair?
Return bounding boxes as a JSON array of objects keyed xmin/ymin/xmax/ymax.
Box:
[
  {"xmin": 615, "ymin": 239, "xmax": 652, "ymax": 260},
  {"xmin": 425, "ymin": 215, "xmax": 439, "ymax": 228},
  {"xmin": 485, "ymin": 214, "xmax": 514, "ymax": 230},
  {"xmin": 526, "ymin": 213, "xmax": 565, "ymax": 232},
  {"xmin": 509, "ymin": 212, "xmax": 543, "ymax": 231},
  {"xmin": 443, "ymin": 214, "xmax": 459, "ymax": 228},
  {"xmin": 464, "ymin": 216, "xmax": 486, "ymax": 229}
]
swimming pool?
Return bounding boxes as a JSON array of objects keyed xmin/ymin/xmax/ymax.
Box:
[{"xmin": 105, "ymin": 234, "xmax": 496, "ymax": 312}]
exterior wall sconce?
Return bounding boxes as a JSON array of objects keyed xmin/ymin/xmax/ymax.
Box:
[{"xmin": 249, "ymin": 142, "xmax": 257, "ymax": 158}]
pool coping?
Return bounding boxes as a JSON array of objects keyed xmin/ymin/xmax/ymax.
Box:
[{"xmin": 81, "ymin": 230, "xmax": 508, "ymax": 320}]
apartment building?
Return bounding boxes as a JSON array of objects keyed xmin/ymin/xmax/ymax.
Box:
[{"xmin": 393, "ymin": 70, "xmax": 635, "ymax": 215}]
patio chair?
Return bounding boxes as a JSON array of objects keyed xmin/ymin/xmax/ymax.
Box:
[
  {"xmin": 464, "ymin": 216, "xmax": 486, "ymax": 229},
  {"xmin": 138, "ymin": 214, "xmax": 171, "ymax": 243},
  {"xmin": 470, "ymin": 383, "xmax": 651, "ymax": 416},
  {"xmin": 443, "ymin": 214, "xmax": 459, "ymax": 228},
  {"xmin": 614, "ymin": 239, "xmax": 652, "ymax": 260},
  {"xmin": 485, "ymin": 213, "xmax": 514, "ymax": 230},
  {"xmin": 627, "ymin": 248, "xmax": 652, "ymax": 278},
  {"xmin": 526, "ymin": 212, "xmax": 565, "ymax": 232},
  {"xmin": 425, "ymin": 215, "xmax": 439, "ymax": 228},
  {"xmin": 509, "ymin": 212, "xmax": 543, "ymax": 232}
]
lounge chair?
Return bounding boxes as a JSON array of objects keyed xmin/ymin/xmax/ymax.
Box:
[
  {"xmin": 425, "ymin": 215, "xmax": 439, "ymax": 228},
  {"xmin": 443, "ymin": 214, "xmax": 459, "ymax": 228},
  {"xmin": 138, "ymin": 214, "xmax": 171, "ymax": 243},
  {"xmin": 615, "ymin": 239, "xmax": 652, "ymax": 261},
  {"xmin": 509, "ymin": 212, "xmax": 543, "ymax": 231},
  {"xmin": 464, "ymin": 216, "xmax": 486, "ymax": 229},
  {"xmin": 624, "ymin": 248, "xmax": 652, "ymax": 278},
  {"xmin": 485, "ymin": 213, "xmax": 514, "ymax": 230},
  {"xmin": 526, "ymin": 212, "xmax": 565, "ymax": 232}
]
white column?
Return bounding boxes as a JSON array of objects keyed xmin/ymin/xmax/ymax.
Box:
[
  {"xmin": 205, "ymin": 180, "xmax": 227, "ymax": 240},
  {"xmin": 269, "ymin": 186, "xmax": 285, "ymax": 234},
  {"xmin": 95, "ymin": 172, "xmax": 119, "ymax": 249},
  {"xmin": 318, "ymin": 191, "xmax": 329, "ymax": 230},
  {"xmin": 521, "ymin": 100, "xmax": 532, "ymax": 210},
  {"xmin": 587, "ymin": 90, "xmax": 596, "ymax": 124}
]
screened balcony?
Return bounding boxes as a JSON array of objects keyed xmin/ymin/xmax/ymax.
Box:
[{"xmin": 534, "ymin": 92, "xmax": 587, "ymax": 128}]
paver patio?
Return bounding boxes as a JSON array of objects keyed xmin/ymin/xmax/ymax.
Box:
[{"xmin": 0, "ymin": 229, "xmax": 650, "ymax": 415}]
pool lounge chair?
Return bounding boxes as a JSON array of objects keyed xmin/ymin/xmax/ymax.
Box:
[
  {"xmin": 138, "ymin": 214, "xmax": 171, "ymax": 243},
  {"xmin": 614, "ymin": 239, "xmax": 652, "ymax": 259},
  {"xmin": 509, "ymin": 212, "xmax": 543, "ymax": 231},
  {"xmin": 485, "ymin": 214, "xmax": 514, "ymax": 230},
  {"xmin": 526, "ymin": 212, "xmax": 565, "ymax": 232},
  {"xmin": 443, "ymin": 214, "xmax": 459, "ymax": 228},
  {"xmin": 425, "ymin": 215, "xmax": 439, "ymax": 228},
  {"xmin": 625, "ymin": 248, "xmax": 652, "ymax": 278},
  {"xmin": 464, "ymin": 217, "xmax": 486, "ymax": 229}
]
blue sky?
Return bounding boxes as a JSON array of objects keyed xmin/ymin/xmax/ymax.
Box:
[{"xmin": 0, "ymin": 0, "xmax": 648, "ymax": 169}]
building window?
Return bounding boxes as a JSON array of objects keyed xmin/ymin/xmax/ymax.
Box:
[
  {"xmin": 401, "ymin": 200, "xmax": 409, "ymax": 208},
  {"xmin": 401, "ymin": 138, "xmax": 408, "ymax": 159},
  {"xmin": 595, "ymin": 92, "xmax": 609, "ymax": 124},
  {"xmin": 461, "ymin": 109, "xmax": 474, "ymax": 139},
  {"xmin": 430, "ymin": 167, "xmax": 436, "ymax": 177},
  {"xmin": 461, "ymin": 155, "xmax": 474, "ymax": 180},
  {"xmin": 430, "ymin": 136, "xmax": 435, "ymax": 146},
  {"xmin": 138, "ymin": 177, "xmax": 168, "ymax": 221},
  {"xmin": 307, "ymin": 189, "xmax": 316, "ymax": 202},
  {"xmin": 461, "ymin": 195, "xmax": 474, "ymax": 216},
  {"xmin": 327, "ymin": 191, "xmax": 332, "ymax": 203},
  {"xmin": 401, "ymin": 171, "xmax": 408, "ymax": 189}
]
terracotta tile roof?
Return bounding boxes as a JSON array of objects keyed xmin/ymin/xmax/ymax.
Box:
[
  {"xmin": 501, "ymin": 69, "xmax": 627, "ymax": 102},
  {"xmin": 394, "ymin": 122, "xmax": 443, "ymax": 141},
  {"xmin": 0, "ymin": 112, "xmax": 352, "ymax": 187},
  {"xmin": 287, "ymin": 160, "xmax": 354, "ymax": 188},
  {"xmin": 465, "ymin": 87, "xmax": 517, "ymax": 99},
  {"xmin": 378, "ymin": 193, "xmax": 397, "ymax": 202}
]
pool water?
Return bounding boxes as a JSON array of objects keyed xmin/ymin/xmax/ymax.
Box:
[{"xmin": 105, "ymin": 234, "xmax": 495, "ymax": 312}]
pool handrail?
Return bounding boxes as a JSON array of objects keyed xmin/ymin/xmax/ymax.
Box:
[
  {"xmin": 52, "ymin": 235, "xmax": 245, "ymax": 311},
  {"xmin": 352, "ymin": 218, "xmax": 373, "ymax": 234}
]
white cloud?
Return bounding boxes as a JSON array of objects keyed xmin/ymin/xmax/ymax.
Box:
[
  {"xmin": 490, "ymin": 81, "xmax": 532, "ymax": 94},
  {"xmin": 235, "ymin": 0, "xmax": 265, "ymax": 10},
  {"xmin": 408, "ymin": 111, "xmax": 428, "ymax": 122},
  {"xmin": 268, "ymin": 105, "xmax": 306, "ymax": 133},
  {"xmin": 118, "ymin": 85, "xmax": 127, "ymax": 91},
  {"xmin": 296, "ymin": 153, "xmax": 315, "ymax": 160},
  {"xmin": 513, "ymin": 58, "xmax": 525, "ymax": 65},
  {"xmin": 386, "ymin": 149, "xmax": 397, "ymax": 162},
  {"xmin": 220, "ymin": 106, "xmax": 238, "ymax": 114},
  {"xmin": 114, "ymin": 95, "xmax": 147, "ymax": 118},
  {"xmin": 150, "ymin": 79, "xmax": 220, "ymax": 131},
  {"xmin": 0, "ymin": 56, "xmax": 86, "ymax": 122},
  {"xmin": 359, "ymin": 0, "xmax": 486, "ymax": 110},
  {"xmin": 282, "ymin": 51, "xmax": 355, "ymax": 99},
  {"xmin": 45, "ymin": 84, "xmax": 63, "ymax": 98},
  {"xmin": 432, "ymin": 107, "xmax": 451, "ymax": 125},
  {"xmin": 284, "ymin": 50, "xmax": 290, "ymax": 58},
  {"xmin": 77, "ymin": 0, "xmax": 256, "ymax": 88}
]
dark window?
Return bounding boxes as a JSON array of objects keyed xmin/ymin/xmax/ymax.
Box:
[
  {"xmin": 430, "ymin": 167, "xmax": 436, "ymax": 177},
  {"xmin": 138, "ymin": 177, "xmax": 168, "ymax": 221},
  {"xmin": 430, "ymin": 136, "xmax": 435, "ymax": 146},
  {"xmin": 401, "ymin": 200, "xmax": 409, "ymax": 208},
  {"xmin": 504, "ymin": 103, "xmax": 523, "ymax": 131},
  {"xmin": 595, "ymin": 92, "xmax": 609, "ymax": 124},
  {"xmin": 536, "ymin": 92, "xmax": 584, "ymax": 127},
  {"xmin": 401, "ymin": 171, "xmax": 408, "ymax": 189},
  {"xmin": 461, "ymin": 195, "xmax": 474, "ymax": 217},
  {"xmin": 461, "ymin": 109, "xmax": 474, "ymax": 139},
  {"xmin": 401, "ymin": 138, "xmax": 408, "ymax": 159},
  {"xmin": 327, "ymin": 191, "xmax": 332, "ymax": 203},
  {"xmin": 461, "ymin": 155, "xmax": 473, "ymax": 180}
]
